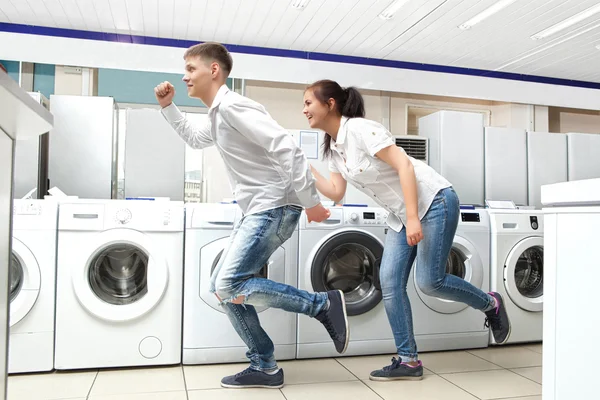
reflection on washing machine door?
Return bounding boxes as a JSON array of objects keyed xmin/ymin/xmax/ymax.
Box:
[
  {"xmin": 504, "ymin": 237, "xmax": 543, "ymax": 312},
  {"xmin": 72, "ymin": 229, "xmax": 169, "ymax": 322},
  {"xmin": 88, "ymin": 244, "xmax": 149, "ymax": 305},
  {"xmin": 311, "ymin": 231, "xmax": 383, "ymax": 316},
  {"xmin": 414, "ymin": 235, "xmax": 484, "ymax": 314},
  {"xmin": 10, "ymin": 253, "xmax": 24, "ymax": 302},
  {"xmin": 9, "ymin": 239, "xmax": 41, "ymax": 327}
]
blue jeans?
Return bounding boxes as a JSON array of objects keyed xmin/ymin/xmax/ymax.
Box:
[
  {"xmin": 380, "ymin": 187, "xmax": 494, "ymax": 362},
  {"xmin": 210, "ymin": 205, "xmax": 328, "ymax": 371}
]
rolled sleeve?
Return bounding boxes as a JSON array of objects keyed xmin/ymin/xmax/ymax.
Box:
[{"xmin": 354, "ymin": 119, "xmax": 395, "ymax": 157}]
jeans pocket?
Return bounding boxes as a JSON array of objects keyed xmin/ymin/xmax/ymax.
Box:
[{"xmin": 277, "ymin": 207, "xmax": 300, "ymax": 242}]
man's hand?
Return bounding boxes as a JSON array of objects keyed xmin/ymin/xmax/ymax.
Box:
[
  {"xmin": 305, "ymin": 203, "xmax": 331, "ymax": 223},
  {"xmin": 154, "ymin": 81, "xmax": 175, "ymax": 108}
]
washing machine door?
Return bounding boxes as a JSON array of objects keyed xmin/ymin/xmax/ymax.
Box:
[
  {"xmin": 310, "ymin": 229, "xmax": 383, "ymax": 316},
  {"xmin": 9, "ymin": 238, "xmax": 41, "ymax": 326},
  {"xmin": 72, "ymin": 228, "xmax": 169, "ymax": 322},
  {"xmin": 199, "ymin": 237, "xmax": 285, "ymax": 313},
  {"xmin": 504, "ymin": 236, "xmax": 543, "ymax": 312},
  {"xmin": 414, "ymin": 235, "xmax": 484, "ymax": 314}
]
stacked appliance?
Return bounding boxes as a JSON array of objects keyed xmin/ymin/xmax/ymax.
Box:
[
  {"xmin": 182, "ymin": 203, "xmax": 298, "ymax": 364},
  {"xmin": 410, "ymin": 208, "xmax": 491, "ymax": 351},
  {"xmin": 296, "ymin": 206, "xmax": 393, "ymax": 358},
  {"xmin": 9, "ymin": 200, "xmax": 58, "ymax": 373},
  {"xmin": 488, "ymin": 209, "xmax": 544, "ymax": 344},
  {"xmin": 54, "ymin": 199, "xmax": 184, "ymax": 369}
]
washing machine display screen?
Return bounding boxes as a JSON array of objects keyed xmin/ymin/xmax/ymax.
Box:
[
  {"xmin": 514, "ymin": 246, "xmax": 543, "ymax": 298},
  {"xmin": 89, "ymin": 244, "xmax": 149, "ymax": 305},
  {"xmin": 9, "ymin": 253, "xmax": 23, "ymax": 302},
  {"xmin": 446, "ymin": 249, "xmax": 466, "ymax": 279}
]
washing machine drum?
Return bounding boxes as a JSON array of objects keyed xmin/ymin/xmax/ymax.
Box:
[
  {"xmin": 88, "ymin": 244, "xmax": 149, "ymax": 305},
  {"xmin": 513, "ymin": 246, "xmax": 543, "ymax": 298},
  {"xmin": 310, "ymin": 231, "xmax": 383, "ymax": 316},
  {"xmin": 10, "ymin": 253, "xmax": 24, "ymax": 302}
]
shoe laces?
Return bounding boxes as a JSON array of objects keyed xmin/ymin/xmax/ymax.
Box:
[
  {"xmin": 322, "ymin": 317, "xmax": 338, "ymax": 340},
  {"xmin": 484, "ymin": 311, "xmax": 502, "ymax": 331},
  {"xmin": 235, "ymin": 367, "xmax": 256, "ymax": 378},
  {"xmin": 383, "ymin": 357, "xmax": 402, "ymax": 372}
]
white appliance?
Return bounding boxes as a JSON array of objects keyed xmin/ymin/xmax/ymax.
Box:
[
  {"xmin": 183, "ymin": 203, "xmax": 297, "ymax": 364},
  {"xmin": 9, "ymin": 200, "xmax": 57, "ymax": 373},
  {"xmin": 418, "ymin": 111, "xmax": 485, "ymax": 206},
  {"xmin": 527, "ymin": 131, "xmax": 567, "ymax": 209},
  {"xmin": 394, "ymin": 135, "xmax": 429, "ymax": 165},
  {"xmin": 567, "ymin": 132, "xmax": 600, "ymax": 181},
  {"xmin": 488, "ymin": 209, "xmax": 543, "ymax": 344},
  {"xmin": 54, "ymin": 200, "xmax": 184, "ymax": 369},
  {"xmin": 297, "ymin": 206, "xmax": 394, "ymax": 358},
  {"xmin": 410, "ymin": 209, "xmax": 490, "ymax": 352},
  {"xmin": 484, "ymin": 127, "xmax": 528, "ymax": 206},
  {"xmin": 541, "ymin": 178, "xmax": 600, "ymax": 400}
]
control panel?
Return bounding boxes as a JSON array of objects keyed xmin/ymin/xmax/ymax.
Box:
[
  {"xmin": 13, "ymin": 201, "xmax": 43, "ymax": 216},
  {"xmin": 345, "ymin": 207, "xmax": 387, "ymax": 226}
]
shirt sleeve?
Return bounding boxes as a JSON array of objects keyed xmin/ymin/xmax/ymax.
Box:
[
  {"xmin": 220, "ymin": 101, "xmax": 321, "ymax": 209},
  {"xmin": 352, "ymin": 118, "xmax": 395, "ymax": 157},
  {"xmin": 161, "ymin": 103, "xmax": 213, "ymax": 149},
  {"xmin": 328, "ymin": 157, "xmax": 340, "ymax": 173}
]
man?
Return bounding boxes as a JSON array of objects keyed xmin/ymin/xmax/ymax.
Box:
[{"xmin": 154, "ymin": 42, "xmax": 349, "ymax": 389}]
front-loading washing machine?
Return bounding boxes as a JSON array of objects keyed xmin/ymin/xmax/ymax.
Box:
[
  {"xmin": 488, "ymin": 209, "xmax": 543, "ymax": 344},
  {"xmin": 54, "ymin": 200, "xmax": 184, "ymax": 369},
  {"xmin": 297, "ymin": 206, "xmax": 393, "ymax": 358},
  {"xmin": 410, "ymin": 209, "xmax": 491, "ymax": 352},
  {"xmin": 182, "ymin": 203, "xmax": 297, "ymax": 364},
  {"xmin": 9, "ymin": 199, "xmax": 58, "ymax": 373}
]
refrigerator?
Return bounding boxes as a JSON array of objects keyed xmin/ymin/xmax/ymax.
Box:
[
  {"xmin": 527, "ymin": 131, "xmax": 568, "ymax": 209},
  {"xmin": 484, "ymin": 127, "xmax": 528, "ymax": 206},
  {"xmin": 567, "ymin": 132, "xmax": 600, "ymax": 181},
  {"xmin": 418, "ymin": 111, "xmax": 485, "ymax": 206},
  {"xmin": 49, "ymin": 96, "xmax": 117, "ymax": 199}
]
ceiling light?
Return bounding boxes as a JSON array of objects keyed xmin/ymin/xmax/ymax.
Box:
[
  {"xmin": 458, "ymin": 0, "xmax": 517, "ymax": 30},
  {"xmin": 531, "ymin": 4, "xmax": 600, "ymax": 40},
  {"xmin": 291, "ymin": 0, "xmax": 310, "ymax": 10},
  {"xmin": 596, "ymin": 44, "xmax": 600, "ymax": 50},
  {"xmin": 379, "ymin": 0, "xmax": 410, "ymax": 20}
]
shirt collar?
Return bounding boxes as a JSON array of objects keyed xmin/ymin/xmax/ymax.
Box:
[
  {"xmin": 209, "ymin": 84, "xmax": 229, "ymax": 113},
  {"xmin": 334, "ymin": 116, "xmax": 349, "ymax": 146}
]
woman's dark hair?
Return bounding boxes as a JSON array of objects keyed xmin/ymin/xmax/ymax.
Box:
[{"xmin": 306, "ymin": 80, "xmax": 365, "ymax": 158}]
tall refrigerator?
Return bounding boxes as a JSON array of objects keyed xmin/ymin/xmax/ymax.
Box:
[
  {"xmin": 527, "ymin": 131, "xmax": 568, "ymax": 209},
  {"xmin": 484, "ymin": 127, "xmax": 528, "ymax": 206},
  {"xmin": 567, "ymin": 132, "xmax": 600, "ymax": 181},
  {"xmin": 49, "ymin": 96, "xmax": 118, "ymax": 199},
  {"xmin": 418, "ymin": 111, "xmax": 485, "ymax": 206}
]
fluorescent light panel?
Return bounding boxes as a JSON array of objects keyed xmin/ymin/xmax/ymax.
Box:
[
  {"xmin": 379, "ymin": 0, "xmax": 410, "ymax": 20},
  {"xmin": 458, "ymin": 0, "xmax": 518, "ymax": 30},
  {"xmin": 291, "ymin": 0, "xmax": 310, "ymax": 10},
  {"xmin": 531, "ymin": 3, "xmax": 600, "ymax": 40}
]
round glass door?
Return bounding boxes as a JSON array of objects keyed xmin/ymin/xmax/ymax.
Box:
[
  {"xmin": 9, "ymin": 239, "xmax": 41, "ymax": 327},
  {"xmin": 88, "ymin": 244, "xmax": 149, "ymax": 305},
  {"xmin": 311, "ymin": 231, "xmax": 383, "ymax": 316},
  {"xmin": 10, "ymin": 253, "xmax": 24, "ymax": 302},
  {"xmin": 504, "ymin": 237, "xmax": 543, "ymax": 312}
]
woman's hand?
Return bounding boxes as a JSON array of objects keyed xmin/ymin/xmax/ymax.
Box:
[{"xmin": 406, "ymin": 216, "xmax": 424, "ymax": 246}]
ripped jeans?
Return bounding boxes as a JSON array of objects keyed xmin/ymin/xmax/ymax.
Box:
[{"xmin": 210, "ymin": 205, "xmax": 328, "ymax": 371}]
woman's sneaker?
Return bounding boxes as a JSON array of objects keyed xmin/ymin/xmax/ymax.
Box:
[
  {"xmin": 485, "ymin": 292, "xmax": 511, "ymax": 344},
  {"xmin": 314, "ymin": 290, "xmax": 349, "ymax": 354},
  {"xmin": 369, "ymin": 358, "xmax": 424, "ymax": 381}
]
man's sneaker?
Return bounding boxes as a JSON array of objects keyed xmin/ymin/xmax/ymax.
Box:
[
  {"xmin": 369, "ymin": 357, "xmax": 424, "ymax": 381},
  {"xmin": 314, "ymin": 290, "xmax": 349, "ymax": 354},
  {"xmin": 485, "ymin": 292, "xmax": 511, "ymax": 344},
  {"xmin": 221, "ymin": 367, "xmax": 284, "ymax": 389}
]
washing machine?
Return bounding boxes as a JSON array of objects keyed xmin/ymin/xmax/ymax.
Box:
[
  {"xmin": 9, "ymin": 200, "xmax": 58, "ymax": 373},
  {"xmin": 488, "ymin": 209, "xmax": 543, "ymax": 344},
  {"xmin": 183, "ymin": 203, "xmax": 298, "ymax": 364},
  {"xmin": 297, "ymin": 206, "xmax": 394, "ymax": 358},
  {"xmin": 410, "ymin": 209, "xmax": 491, "ymax": 352},
  {"xmin": 54, "ymin": 200, "xmax": 184, "ymax": 369}
]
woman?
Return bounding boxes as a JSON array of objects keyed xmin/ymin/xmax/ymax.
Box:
[{"xmin": 302, "ymin": 80, "xmax": 510, "ymax": 381}]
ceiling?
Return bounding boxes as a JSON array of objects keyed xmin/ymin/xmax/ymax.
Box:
[{"xmin": 1, "ymin": 0, "xmax": 600, "ymax": 83}]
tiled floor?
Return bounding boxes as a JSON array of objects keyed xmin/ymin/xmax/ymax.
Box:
[{"xmin": 8, "ymin": 343, "xmax": 543, "ymax": 400}]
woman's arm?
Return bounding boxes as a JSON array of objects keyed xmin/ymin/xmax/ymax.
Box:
[{"xmin": 310, "ymin": 165, "xmax": 347, "ymax": 204}]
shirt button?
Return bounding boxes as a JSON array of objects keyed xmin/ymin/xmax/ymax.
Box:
[
  {"xmin": 372, "ymin": 132, "xmax": 376, "ymax": 135},
  {"xmin": 359, "ymin": 169, "xmax": 363, "ymax": 172}
]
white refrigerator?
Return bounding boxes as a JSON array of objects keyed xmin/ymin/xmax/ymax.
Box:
[
  {"xmin": 527, "ymin": 131, "xmax": 568, "ymax": 209},
  {"xmin": 484, "ymin": 127, "xmax": 528, "ymax": 206},
  {"xmin": 418, "ymin": 111, "xmax": 485, "ymax": 206},
  {"xmin": 567, "ymin": 132, "xmax": 600, "ymax": 181}
]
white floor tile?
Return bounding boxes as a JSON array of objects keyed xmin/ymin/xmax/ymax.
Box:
[
  {"xmin": 365, "ymin": 375, "xmax": 478, "ymax": 400},
  {"xmin": 188, "ymin": 388, "xmax": 286, "ymax": 400},
  {"xmin": 89, "ymin": 391, "xmax": 187, "ymax": 400},
  {"xmin": 89, "ymin": 366, "xmax": 185, "ymax": 396},
  {"xmin": 282, "ymin": 381, "xmax": 380, "ymax": 400},
  {"xmin": 522, "ymin": 344, "xmax": 543, "ymax": 354},
  {"xmin": 511, "ymin": 366, "xmax": 543, "ymax": 384},
  {"xmin": 336, "ymin": 354, "xmax": 434, "ymax": 380},
  {"xmin": 419, "ymin": 350, "xmax": 503, "ymax": 374},
  {"xmin": 278, "ymin": 359, "xmax": 357, "ymax": 385},
  {"xmin": 467, "ymin": 346, "xmax": 543, "ymax": 369},
  {"xmin": 8, "ymin": 370, "xmax": 97, "ymax": 400},
  {"xmin": 440, "ymin": 369, "xmax": 542, "ymax": 400}
]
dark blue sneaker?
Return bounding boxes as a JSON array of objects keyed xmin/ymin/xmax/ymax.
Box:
[
  {"xmin": 221, "ymin": 367, "xmax": 284, "ymax": 389},
  {"xmin": 485, "ymin": 292, "xmax": 511, "ymax": 344},
  {"xmin": 369, "ymin": 357, "xmax": 424, "ymax": 381},
  {"xmin": 315, "ymin": 290, "xmax": 349, "ymax": 354}
]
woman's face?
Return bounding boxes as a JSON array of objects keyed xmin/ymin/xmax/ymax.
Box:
[{"xmin": 303, "ymin": 88, "xmax": 332, "ymax": 130}]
